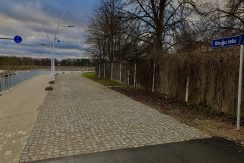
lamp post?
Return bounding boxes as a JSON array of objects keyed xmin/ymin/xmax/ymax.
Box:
[
  {"xmin": 52, "ymin": 24, "xmax": 75, "ymax": 80},
  {"xmin": 51, "ymin": 8, "xmax": 70, "ymax": 80},
  {"xmin": 42, "ymin": 24, "xmax": 53, "ymax": 80},
  {"xmin": 52, "ymin": 9, "xmax": 75, "ymax": 80},
  {"xmin": 42, "ymin": 8, "xmax": 74, "ymax": 81},
  {"xmin": 42, "ymin": 22, "xmax": 74, "ymax": 81}
]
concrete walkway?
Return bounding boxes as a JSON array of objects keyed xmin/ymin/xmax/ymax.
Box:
[
  {"xmin": 20, "ymin": 73, "xmax": 210, "ymax": 162},
  {"xmin": 0, "ymin": 75, "xmax": 49, "ymax": 163}
]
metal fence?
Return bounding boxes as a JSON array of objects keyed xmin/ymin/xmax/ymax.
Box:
[{"xmin": 0, "ymin": 70, "xmax": 47, "ymax": 94}]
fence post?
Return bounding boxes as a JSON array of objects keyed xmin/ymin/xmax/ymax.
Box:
[
  {"xmin": 3, "ymin": 75, "xmax": 5, "ymax": 91},
  {"xmin": 111, "ymin": 62, "xmax": 113, "ymax": 80},
  {"xmin": 0, "ymin": 76, "xmax": 1, "ymax": 93},
  {"xmin": 11, "ymin": 74, "xmax": 13, "ymax": 87},
  {"xmin": 98, "ymin": 64, "xmax": 101, "ymax": 78},
  {"xmin": 127, "ymin": 69, "xmax": 130, "ymax": 85},
  {"xmin": 104, "ymin": 62, "xmax": 106, "ymax": 79},
  {"xmin": 152, "ymin": 60, "xmax": 156, "ymax": 92},
  {"xmin": 120, "ymin": 62, "xmax": 122, "ymax": 83},
  {"xmin": 185, "ymin": 76, "xmax": 190, "ymax": 102},
  {"xmin": 134, "ymin": 61, "xmax": 136, "ymax": 87},
  {"xmin": 8, "ymin": 74, "xmax": 10, "ymax": 89}
]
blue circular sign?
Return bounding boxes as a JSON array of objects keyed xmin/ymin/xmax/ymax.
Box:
[{"xmin": 14, "ymin": 35, "xmax": 22, "ymax": 43}]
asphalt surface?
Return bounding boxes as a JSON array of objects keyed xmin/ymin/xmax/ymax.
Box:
[{"xmin": 30, "ymin": 137, "xmax": 244, "ymax": 163}]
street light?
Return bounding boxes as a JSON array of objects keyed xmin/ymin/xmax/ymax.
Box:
[
  {"xmin": 51, "ymin": 24, "xmax": 75, "ymax": 80},
  {"xmin": 41, "ymin": 8, "xmax": 74, "ymax": 81},
  {"xmin": 42, "ymin": 24, "xmax": 52, "ymax": 79},
  {"xmin": 51, "ymin": 8, "xmax": 75, "ymax": 80}
]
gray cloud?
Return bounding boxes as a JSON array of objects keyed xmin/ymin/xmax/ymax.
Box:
[{"xmin": 0, "ymin": 0, "xmax": 97, "ymax": 59}]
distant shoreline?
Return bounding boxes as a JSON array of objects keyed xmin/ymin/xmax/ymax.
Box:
[
  {"xmin": 0, "ymin": 66, "xmax": 50, "ymax": 71},
  {"xmin": 0, "ymin": 66, "xmax": 95, "ymax": 74}
]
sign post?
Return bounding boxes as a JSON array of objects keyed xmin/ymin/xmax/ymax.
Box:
[
  {"xmin": 237, "ymin": 42, "xmax": 244, "ymax": 130},
  {"xmin": 0, "ymin": 35, "xmax": 22, "ymax": 44},
  {"xmin": 212, "ymin": 35, "xmax": 244, "ymax": 130}
]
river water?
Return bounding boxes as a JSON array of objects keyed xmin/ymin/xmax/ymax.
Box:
[{"xmin": 0, "ymin": 70, "xmax": 49, "ymax": 93}]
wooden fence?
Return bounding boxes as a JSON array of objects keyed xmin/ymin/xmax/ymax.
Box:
[{"xmin": 96, "ymin": 51, "xmax": 244, "ymax": 118}]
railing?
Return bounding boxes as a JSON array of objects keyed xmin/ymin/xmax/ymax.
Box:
[{"xmin": 0, "ymin": 70, "xmax": 47, "ymax": 94}]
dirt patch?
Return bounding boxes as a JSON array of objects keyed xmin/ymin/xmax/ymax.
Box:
[{"xmin": 111, "ymin": 87, "xmax": 244, "ymax": 146}]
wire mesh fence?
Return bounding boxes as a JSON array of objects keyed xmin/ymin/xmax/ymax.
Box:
[{"xmin": 0, "ymin": 70, "xmax": 47, "ymax": 94}]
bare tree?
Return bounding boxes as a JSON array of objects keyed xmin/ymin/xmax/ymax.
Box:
[
  {"xmin": 87, "ymin": 0, "xmax": 208, "ymax": 91},
  {"xmin": 201, "ymin": 0, "xmax": 244, "ymax": 37},
  {"xmin": 119, "ymin": 0, "xmax": 204, "ymax": 55},
  {"xmin": 118, "ymin": 0, "xmax": 202, "ymax": 91},
  {"xmin": 217, "ymin": 0, "xmax": 244, "ymax": 33}
]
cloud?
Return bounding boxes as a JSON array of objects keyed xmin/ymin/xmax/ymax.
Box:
[{"xmin": 0, "ymin": 0, "xmax": 97, "ymax": 59}]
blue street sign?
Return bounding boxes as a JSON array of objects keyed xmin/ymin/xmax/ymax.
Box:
[
  {"xmin": 212, "ymin": 35, "xmax": 244, "ymax": 48},
  {"xmin": 14, "ymin": 35, "xmax": 22, "ymax": 43}
]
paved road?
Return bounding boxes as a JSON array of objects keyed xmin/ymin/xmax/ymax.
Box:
[
  {"xmin": 20, "ymin": 73, "xmax": 210, "ymax": 162},
  {"xmin": 0, "ymin": 75, "xmax": 49, "ymax": 163},
  {"xmin": 30, "ymin": 137, "xmax": 244, "ymax": 163}
]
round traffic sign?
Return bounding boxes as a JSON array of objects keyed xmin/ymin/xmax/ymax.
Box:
[{"xmin": 14, "ymin": 35, "xmax": 22, "ymax": 43}]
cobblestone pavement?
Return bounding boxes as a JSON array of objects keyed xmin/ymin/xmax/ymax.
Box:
[
  {"xmin": 20, "ymin": 73, "xmax": 210, "ymax": 162},
  {"xmin": 0, "ymin": 75, "xmax": 49, "ymax": 163}
]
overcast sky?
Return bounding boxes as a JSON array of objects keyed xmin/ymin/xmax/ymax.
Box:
[
  {"xmin": 0, "ymin": 0, "xmax": 97, "ymax": 59},
  {"xmin": 0, "ymin": 0, "xmax": 223, "ymax": 59}
]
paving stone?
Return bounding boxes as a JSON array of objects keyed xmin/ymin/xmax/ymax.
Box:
[
  {"xmin": 20, "ymin": 73, "xmax": 210, "ymax": 162},
  {"xmin": 0, "ymin": 75, "xmax": 49, "ymax": 163}
]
